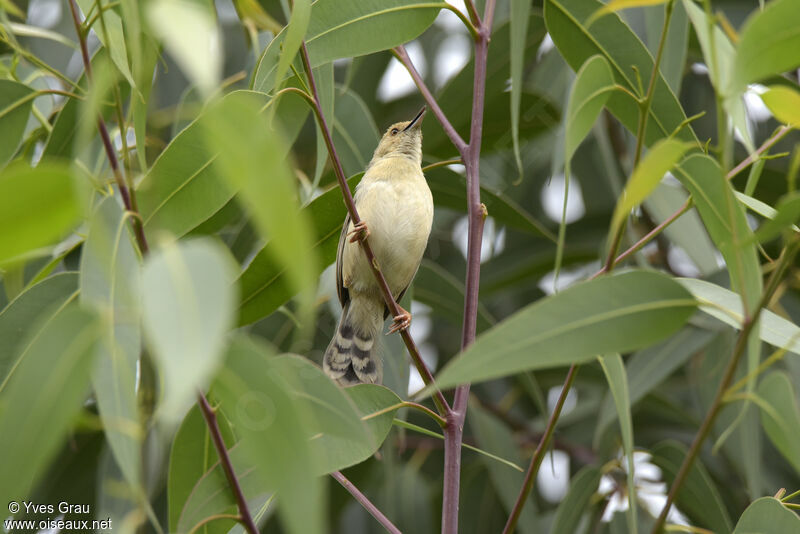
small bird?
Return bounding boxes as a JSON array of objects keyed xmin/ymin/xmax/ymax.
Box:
[{"xmin": 324, "ymin": 107, "xmax": 433, "ymax": 386}]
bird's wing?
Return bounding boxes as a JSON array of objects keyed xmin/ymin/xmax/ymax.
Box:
[{"xmin": 336, "ymin": 212, "xmax": 350, "ymax": 307}]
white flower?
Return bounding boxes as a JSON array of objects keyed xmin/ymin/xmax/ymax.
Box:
[{"xmin": 598, "ymin": 451, "xmax": 690, "ymax": 526}]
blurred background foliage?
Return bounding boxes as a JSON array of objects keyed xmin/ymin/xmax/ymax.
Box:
[{"xmin": 1, "ymin": 0, "xmax": 800, "ymax": 533}]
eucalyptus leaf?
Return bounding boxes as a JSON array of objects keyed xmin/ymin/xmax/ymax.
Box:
[
  {"xmin": 0, "ymin": 163, "xmax": 82, "ymax": 266},
  {"xmin": 0, "ymin": 305, "xmax": 100, "ymax": 506},
  {"xmin": 732, "ymin": 497, "xmax": 800, "ymax": 533},
  {"xmin": 79, "ymin": 197, "xmax": 142, "ymax": 487},
  {"xmin": 0, "ymin": 80, "xmax": 35, "ymax": 169},
  {"xmin": 730, "ymin": 0, "xmax": 800, "ymax": 93},
  {"xmin": 141, "ymin": 238, "xmax": 238, "ymax": 424},
  {"xmin": 756, "ymin": 372, "xmax": 800, "ymax": 474},
  {"xmin": 252, "ymin": 0, "xmax": 442, "ymax": 92},
  {"xmin": 545, "ymin": 0, "xmax": 697, "ymax": 147},
  {"xmin": 425, "ymin": 270, "xmax": 697, "ymax": 392}
]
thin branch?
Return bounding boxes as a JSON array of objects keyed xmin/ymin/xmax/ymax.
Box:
[
  {"xmin": 502, "ymin": 366, "xmax": 579, "ymax": 534},
  {"xmin": 463, "ymin": 0, "xmax": 481, "ymax": 27},
  {"xmin": 297, "ymin": 42, "xmax": 450, "ymax": 417},
  {"xmin": 392, "ymin": 45, "xmax": 467, "ymax": 154},
  {"xmin": 651, "ymin": 238, "xmax": 800, "ymax": 533},
  {"xmin": 197, "ymin": 393, "xmax": 259, "ymax": 534},
  {"xmin": 603, "ymin": 0, "xmax": 675, "ymax": 273},
  {"xmin": 727, "ymin": 125, "xmax": 792, "ymax": 180},
  {"xmin": 442, "ymin": 0, "xmax": 496, "ymax": 530},
  {"xmin": 331, "ymin": 471, "xmax": 402, "ymax": 534},
  {"xmin": 67, "ymin": 0, "xmax": 148, "ymax": 255}
]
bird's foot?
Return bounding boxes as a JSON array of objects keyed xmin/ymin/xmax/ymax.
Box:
[
  {"xmin": 388, "ymin": 306, "xmax": 411, "ymax": 334},
  {"xmin": 348, "ymin": 220, "xmax": 370, "ymax": 243}
]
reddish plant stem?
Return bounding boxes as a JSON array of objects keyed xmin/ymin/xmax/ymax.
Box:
[
  {"xmin": 197, "ymin": 394, "xmax": 260, "ymax": 534},
  {"xmin": 443, "ymin": 2, "xmax": 496, "ymax": 532},
  {"xmin": 296, "ymin": 43, "xmax": 450, "ymax": 416},
  {"xmin": 67, "ymin": 0, "xmax": 148, "ymax": 255},
  {"xmin": 331, "ymin": 471, "xmax": 402, "ymax": 534},
  {"xmin": 392, "ymin": 45, "xmax": 466, "ymax": 154}
]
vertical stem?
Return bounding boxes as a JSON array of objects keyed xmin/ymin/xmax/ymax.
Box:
[{"xmin": 442, "ymin": 2, "xmax": 495, "ymax": 532}]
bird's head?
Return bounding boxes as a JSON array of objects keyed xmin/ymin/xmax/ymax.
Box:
[{"xmin": 370, "ymin": 107, "xmax": 425, "ymax": 165}]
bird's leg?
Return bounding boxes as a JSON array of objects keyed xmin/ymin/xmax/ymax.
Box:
[
  {"xmin": 348, "ymin": 220, "xmax": 370, "ymax": 243},
  {"xmin": 388, "ymin": 305, "xmax": 411, "ymax": 334}
]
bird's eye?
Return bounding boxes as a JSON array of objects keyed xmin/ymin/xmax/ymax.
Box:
[{"xmin": 391, "ymin": 128, "xmax": 399, "ymax": 135}]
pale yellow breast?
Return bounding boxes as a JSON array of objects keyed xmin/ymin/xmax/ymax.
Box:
[{"xmin": 342, "ymin": 156, "xmax": 433, "ymax": 297}]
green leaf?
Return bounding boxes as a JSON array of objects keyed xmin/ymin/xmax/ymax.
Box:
[
  {"xmin": 332, "ymin": 85, "xmax": 380, "ymax": 178},
  {"xmin": 175, "ymin": 443, "xmax": 272, "ymax": 534},
  {"xmin": 141, "ymin": 238, "xmax": 237, "ymax": 424},
  {"xmin": 551, "ymin": 466, "xmax": 602, "ymax": 534},
  {"xmin": 682, "ymin": 0, "xmax": 752, "ymax": 151},
  {"xmin": 136, "ymin": 91, "xmax": 262, "ymax": 238},
  {"xmin": 312, "ymin": 383, "xmax": 400, "ymax": 471},
  {"xmin": 510, "ymin": 0, "xmax": 533, "ymax": 181},
  {"xmin": 202, "ymin": 92, "xmax": 318, "ymax": 322},
  {"xmin": 79, "ymin": 197, "xmax": 142, "ymax": 488},
  {"xmin": 169, "ymin": 405, "xmax": 238, "ymax": 534},
  {"xmin": 731, "ymin": 0, "xmax": 800, "ymax": 93},
  {"xmin": 469, "ymin": 400, "xmax": 539, "ymax": 534},
  {"xmin": 274, "ymin": 0, "xmax": 311, "ymax": 95},
  {"xmin": 593, "ymin": 0, "xmax": 669, "ymax": 19},
  {"xmin": 544, "ymin": 0, "xmax": 697, "ymax": 147},
  {"xmin": 425, "ymin": 270, "xmax": 697, "ymax": 392},
  {"xmin": 0, "ymin": 305, "xmax": 100, "ymax": 506},
  {"xmin": 756, "ymin": 372, "xmax": 800, "ymax": 474},
  {"xmin": 0, "ymin": 273, "xmax": 79, "ymax": 391},
  {"xmin": 598, "ymin": 353, "xmax": 637, "ymax": 533},
  {"xmin": 596, "ymin": 326, "xmax": 714, "ymax": 438},
  {"xmin": 0, "ymin": 80, "xmax": 35, "ymax": 169},
  {"xmin": 751, "ymin": 191, "xmax": 800, "ymax": 243},
  {"xmin": 177, "ymin": 380, "xmax": 399, "ymax": 533},
  {"xmin": 610, "ymin": 138, "xmax": 690, "ymax": 233},
  {"xmin": 237, "ymin": 175, "xmax": 361, "ymax": 325},
  {"xmin": 565, "ymin": 55, "xmax": 615, "ymax": 163},
  {"xmin": 39, "ymin": 48, "xmax": 127, "ymax": 162},
  {"xmin": 77, "ymin": 0, "xmax": 136, "ymax": 90},
  {"xmin": 678, "ymin": 278, "xmax": 800, "ymax": 356},
  {"xmin": 147, "ymin": 0, "xmax": 221, "ymax": 96},
  {"xmin": 651, "ymin": 440, "xmax": 733, "ymax": 533},
  {"xmin": 760, "ymin": 85, "xmax": 800, "ymax": 126},
  {"xmin": 213, "ymin": 339, "xmax": 364, "ymax": 534},
  {"xmin": 252, "ymin": 0, "xmax": 442, "ymax": 91},
  {"xmin": 674, "ymin": 154, "xmax": 761, "ymax": 315},
  {"xmin": 733, "ymin": 497, "xmax": 800, "ymax": 533},
  {"xmin": 0, "ymin": 162, "xmax": 82, "ymax": 265}
]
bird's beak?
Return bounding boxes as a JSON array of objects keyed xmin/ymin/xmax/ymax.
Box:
[{"xmin": 404, "ymin": 106, "xmax": 426, "ymax": 131}]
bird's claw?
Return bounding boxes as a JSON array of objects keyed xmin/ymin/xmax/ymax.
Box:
[
  {"xmin": 388, "ymin": 307, "xmax": 411, "ymax": 334},
  {"xmin": 348, "ymin": 221, "xmax": 370, "ymax": 243}
]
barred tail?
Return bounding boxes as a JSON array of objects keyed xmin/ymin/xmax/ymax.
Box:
[{"xmin": 323, "ymin": 297, "xmax": 383, "ymax": 385}]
